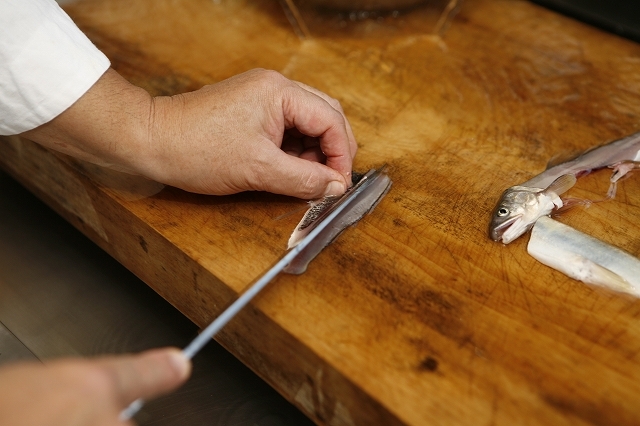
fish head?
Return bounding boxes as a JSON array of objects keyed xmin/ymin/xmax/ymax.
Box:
[
  {"xmin": 489, "ymin": 186, "xmax": 544, "ymax": 244},
  {"xmin": 489, "ymin": 175, "xmax": 576, "ymax": 244}
]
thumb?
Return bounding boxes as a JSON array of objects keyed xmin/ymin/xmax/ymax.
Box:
[
  {"xmin": 98, "ymin": 348, "xmax": 191, "ymax": 406},
  {"xmin": 255, "ymin": 148, "xmax": 348, "ymax": 199}
]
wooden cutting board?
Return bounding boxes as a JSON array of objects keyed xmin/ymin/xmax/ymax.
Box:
[{"xmin": 2, "ymin": 0, "xmax": 640, "ymax": 424}]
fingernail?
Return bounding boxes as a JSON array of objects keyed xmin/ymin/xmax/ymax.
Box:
[
  {"xmin": 167, "ymin": 350, "xmax": 191, "ymax": 380},
  {"xmin": 324, "ymin": 180, "xmax": 346, "ymax": 196}
]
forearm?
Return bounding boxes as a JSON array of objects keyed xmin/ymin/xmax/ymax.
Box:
[{"xmin": 21, "ymin": 68, "xmax": 153, "ymax": 175}]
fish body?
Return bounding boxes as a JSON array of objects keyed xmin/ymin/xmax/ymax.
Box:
[
  {"xmin": 490, "ymin": 132, "xmax": 640, "ymax": 244},
  {"xmin": 528, "ymin": 216, "xmax": 640, "ymax": 296},
  {"xmin": 288, "ymin": 166, "xmax": 390, "ymax": 249},
  {"xmin": 521, "ymin": 132, "xmax": 640, "ymax": 188},
  {"xmin": 287, "ymin": 196, "xmax": 340, "ymax": 249},
  {"xmin": 284, "ymin": 168, "xmax": 391, "ymax": 274}
]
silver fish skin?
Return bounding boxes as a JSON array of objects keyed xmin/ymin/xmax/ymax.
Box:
[
  {"xmin": 489, "ymin": 131, "xmax": 640, "ymax": 244},
  {"xmin": 528, "ymin": 216, "xmax": 640, "ymax": 296}
]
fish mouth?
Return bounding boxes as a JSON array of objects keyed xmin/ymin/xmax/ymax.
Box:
[{"xmin": 489, "ymin": 215, "xmax": 521, "ymax": 242}]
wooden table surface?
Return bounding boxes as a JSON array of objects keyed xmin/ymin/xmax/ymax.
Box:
[{"xmin": 2, "ymin": 0, "xmax": 640, "ymax": 424}]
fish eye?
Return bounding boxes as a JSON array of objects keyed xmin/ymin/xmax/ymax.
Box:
[{"xmin": 497, "ymin": 207, "xmax": 509, "ymax": 217}]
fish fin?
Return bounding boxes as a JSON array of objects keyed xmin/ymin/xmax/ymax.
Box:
[
  {"xmin": 606, "ymin": 181, "xmax": 618, "ymax": 200},
  {"xmin": 287, "ymin": 228, "xmax": 307, "ymax": 249},
  {"xmin": 554, "ymin": 197, "xmax": 592, "ymax": 214},
  {"xmin": 274, "ymin": 204, "xmax": 311, "ymax": 221},
  {"xmin": 609, "ymin": 160, "xmax": 640, "ymax": 183},
  {"xmin": 605, "ymin": 160, "xmax": 640, "ymax": 200},
  {"xmin": 544, "ymin": 174, "xmax": 577, "ymax": 196}
]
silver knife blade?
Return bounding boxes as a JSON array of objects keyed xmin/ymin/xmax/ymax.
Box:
[{"xmin": 120, "ymin": 166, "xmax": 390, "ymax": 420}]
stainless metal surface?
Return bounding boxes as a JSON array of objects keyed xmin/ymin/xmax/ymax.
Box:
[{"xmin": 0, "ymin": 171, "xmax": 313, "ymax": 426}]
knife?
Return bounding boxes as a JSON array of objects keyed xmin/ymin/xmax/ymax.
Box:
[{"xmin": 120, "ymin": 166, "xmax": 390, "ymax": 420}]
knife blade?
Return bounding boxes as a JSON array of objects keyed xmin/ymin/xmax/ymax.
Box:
[{"xmin": 120, "ymin": 166, "xmax": 390, "ymax": 420}]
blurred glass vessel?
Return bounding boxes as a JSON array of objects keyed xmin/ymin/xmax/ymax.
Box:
[
  {"xmin": 306, "ymin": 0, "xmax": 428, "ymax": 11},
  {"xmin": 281, "ymin": 0, "xmax": 462, "ymax": 39}
]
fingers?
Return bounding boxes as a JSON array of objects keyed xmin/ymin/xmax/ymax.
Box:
[
  {"xmin": 0, "ymin": 349, "xmax": 190, "ymax": 426},
  {"xmin": 281, "ymin": 132, "xmax": 327, "ymax": 164},
  {"xmin": 293, "ymin": 81, "xmax": 358, "ymax": 159},
  {"xmin": 252, "ymin": 143, "xmax": 348, "ymax": 199},
  {"xmin": 96, "ymin": 348, "xmax": 191, "ymax": 406},
  {"xmin": 143, "ymin": 68, "xmax": 358, "ymax": 198},
  {"xmin": 282, "ymin": 83, "xmax": 356, "ymax": 187}
]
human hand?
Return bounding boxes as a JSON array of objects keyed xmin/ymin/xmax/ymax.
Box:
[
  {"xmin": 0, "ymin": 348, "xmax": 191, "ymax": 426},
  {"xmin": 23, "ymin": 68, "xmax": 357, "ymax": 200},
  {"xmin": 146, "ymin": 68, "xmax": 357, "ymax": 198}
]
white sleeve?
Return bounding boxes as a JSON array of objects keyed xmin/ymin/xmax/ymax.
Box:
[{"xmin": 0, "ymin": 0, "xmax": 111, "ymax": 135}]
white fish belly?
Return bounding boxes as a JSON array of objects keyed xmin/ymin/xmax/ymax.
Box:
[{"xmin": 528, "ymin": 216, "xmax": 640, "ymax": 296}]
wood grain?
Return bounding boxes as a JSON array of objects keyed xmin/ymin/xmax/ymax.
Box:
[{"xmin": 2, "ymin": 0, "xmax": 640, "ymax": 424}]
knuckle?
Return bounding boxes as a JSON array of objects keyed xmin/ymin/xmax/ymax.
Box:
[
  {"xmin": 256, "ymin": 69, "xmax": 286, "ymax": 86},
  {"xmin": 327, "ymin": 96, "xmax": 344, "ymax": 113},
  {"xmin": 298, "ymin": 171, "xmax": 321, "ymax": 198}
]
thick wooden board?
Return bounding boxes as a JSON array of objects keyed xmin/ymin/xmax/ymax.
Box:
[{"xmin": 2, "ymin": 0, "xmax": 640, "ymax": 424}]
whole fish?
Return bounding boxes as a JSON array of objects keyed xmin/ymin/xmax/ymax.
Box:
[{"xmin": 489, "ymin": 131, "xmax": 640, "ymax": 244}]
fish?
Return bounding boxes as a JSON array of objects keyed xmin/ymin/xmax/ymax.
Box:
[
  {"xmin": 287, "ymin": 195, "xmax": 340, "ymax": 249},
  {"xmin": 285, "ymin": 166, "xmax": 391, "ymax": 277},
  {"xmin": 489, "ymin": 131, "xmax": 640, "ymax": 244},
  {"xmin": 284, "ymin": 167, "xmax": 391, "ymax": 274},
  {"xmin": 528, "ymin": 216, "xmax": 640, "ymax": 296},
  {"xmin": 288, "ymin": 169, "xmax": 368, "ymax": 249}
]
